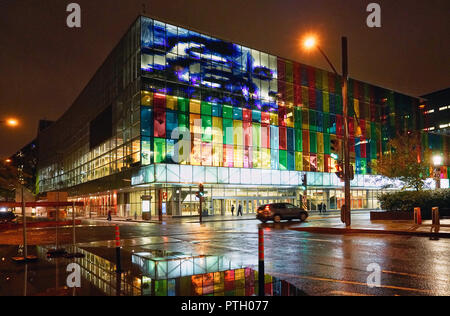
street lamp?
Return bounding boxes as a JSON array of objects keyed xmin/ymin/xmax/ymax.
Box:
[
  {"xmin": 302, "ymin": 35, "xmax": 352, "ymax": 226},
  {"xmin": 433, "ymin": 155, "xmax": 443, "ymax": 189},
  {"xmin": 1, "ymin": 118, "xmax": 19, "ymax": 127}
]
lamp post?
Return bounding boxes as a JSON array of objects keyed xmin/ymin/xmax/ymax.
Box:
[
  {"xmin": 433, "ymin": 155, "xmax": 443, "ymax": 189},
  {"xmin": 303, "ymin": 36, "xmax": 352, "ymax": 226}
]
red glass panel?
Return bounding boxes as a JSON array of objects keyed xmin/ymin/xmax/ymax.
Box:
[
  {"xmin": 153, "ymin": 93, "xmax": 166, "ymax": 109},
  {"xmin": 279, "ymin": 127, "xmax": 287, "ymax": 150},
  {"xmin": 293, "ymin": 62, "xmax": 301, "ymax": 85},
  {"xmin": 278, "ymin": 80, "xmax": 286, "ymax": 102},
  {"xmin": 244, "ymin": 122, "xmax": 252, "ymax": 147},
  {"xmin": 294, "ymin": 85, "xmax": 302, "ymax": 107},
  {"xmin": 154, "ymin": 110, "xmax": 166, "ymax": 138},
  {"xmin": 308, "ymin": 88, "xmax": 316, "ymax": 109},
  {"xmin": 261, "ymin": 125, "xmax": 270, "ymax": 148},
  {"xmin": 243, "ymin": 108, "xmax": 252, "ymax": 122},
  {"xmin": 261, "ymin": 111, "xmax": 270, "ymax": 125}
]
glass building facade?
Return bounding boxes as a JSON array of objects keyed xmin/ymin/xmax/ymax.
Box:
[{"xmin": 37, "ymin": 16, "xmax": 450, "ymax": 218}]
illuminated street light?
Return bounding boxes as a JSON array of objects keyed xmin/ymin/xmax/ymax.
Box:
[
  {"xmin": 1, "ymin": 118, "xmax": 19, "ymax": 127},
  {"xmin": 303, "ymin": 36, "xmax": 317, "ymax": 50},
  {"xmin": 302, "ymin": 34, "xmax": 352, "ymax": 226}
]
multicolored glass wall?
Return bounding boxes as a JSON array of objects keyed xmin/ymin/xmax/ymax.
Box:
[{"xmin": 138, "ymin": 16, "xmax": 448, "ymax": 179}]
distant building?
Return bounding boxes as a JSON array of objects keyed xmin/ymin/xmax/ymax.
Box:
[{"xmin": 421, "ymin": 88, "xmax": 450, "ymax": 135}]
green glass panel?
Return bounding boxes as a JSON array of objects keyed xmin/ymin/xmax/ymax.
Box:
[
  {"xmin": 154, "ymin": 138, "xmax": 166, "ymax": 163},
  {"xmin": 223, "ymin": 118, "xmax": 233, "ymax": 145},
  {"xmin": 223, "ymin": 105, "xmax": 233, "ymax": 119},
  {"xmin": 295, "ymin": 152, "xmax": 303, "ymax": 171},
  {"xmin": 323, "ymin": 133, "xmax": 331, "ymax": 155},
  {"xmin": 178, "ymin": 113, "xmax": 189, "ymax": 129},
  {"xmin": 295, "ymin": 129, "xmax": 302, "ymax": 152},
  {"xmin": 279, "ymin": 150, "xmax": 288, "ymax": 170},
  {"xmin": 178, "ymin": 97, "xmax": 189, "ymax": 112},
  {"xmin": 201, "ymin": 102, "xmax": 212, "ymax": 116},
  {"xmin": 309, "ymin": 131, "xmax": 317, "ymax": 154},
  {"xmin": 202, "ymin": 115, "xmax": 213, "ymax": 142}
]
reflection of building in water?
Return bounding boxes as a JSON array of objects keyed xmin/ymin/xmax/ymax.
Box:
[
  {"xmin": 37, "ymin": 246, "xmax": 303, "ymax": 296},
  {"xmin": 132, "ymin": 251, "xmax": 303, "ymax": 296}
]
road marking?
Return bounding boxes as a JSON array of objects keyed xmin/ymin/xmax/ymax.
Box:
[
  {"xmin": 271, "ymin": 272, "xmax": 431, "ymax": 294},
  {"xmin": 382, "ymin": 270, "xmax": 450, "ymax": 283},
  {"xmin": 328, "ymin": 291, "xmax": 375, "ymax": 296}
]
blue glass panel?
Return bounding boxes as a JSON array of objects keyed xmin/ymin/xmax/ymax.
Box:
[
  {"xmin": 212, "ymin": 103, "xmax": 223, "ymax": 117},
  {"xmin": 287, "ymin": 128, "xmax": 295, "ymax": 152},
  {"xmin": 252, "ymin": 110, "xmax": 261, "ymax": 123},
  {"xmin": 270, "ymin": 126, "xmax": 279, "ymax": 150},
  {"xmin": 166, "ymin": 110, "xmax": 178, "ymax": 139},
  {"xmin": 288, "ymin": 151, "xmax": 295, "ymax": 171},
  {"xmin": 271, "ymin": 149, "xmax": 279, "ymax": 170},
  {"xmin": 233, "ymin": 107, "xmax": 243, "ymax": 120},
  {"xmin": 141, "ymin": 107, "xmax": 153, "ymax": 137}
]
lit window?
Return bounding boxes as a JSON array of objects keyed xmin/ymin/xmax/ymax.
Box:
[
  {"xmin": 439, "ymin": 106, "xmax": 448, "ymax": 111},
  {"xmin": 424, "ymin": 110, "xmax": 435, "ymax": 114}
]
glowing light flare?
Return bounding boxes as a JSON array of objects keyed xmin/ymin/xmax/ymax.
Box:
[
  {"xmin": 4, "ymin": 118, "xmax": 19, "ymax": 127},
  {"xmin": 303, "ymin": 36, "xmax": 318, "ymax": 50},
  {"xmin": 433, "ymin": 155, "xmax": 443, "ymax": 166}
]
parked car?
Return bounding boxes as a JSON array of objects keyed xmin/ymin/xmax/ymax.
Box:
[
  {"xmin": 257, "ymin": 203, "xmax": 308, "ymax": 223},
  {"xmin": 0, "ymin": 211, "xmax": 17, "ymax": 224}
]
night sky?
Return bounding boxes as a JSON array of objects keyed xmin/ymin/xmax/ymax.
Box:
[{"xmin": 0, "ymin": 0, "xmax": 449, "ymax": 158}]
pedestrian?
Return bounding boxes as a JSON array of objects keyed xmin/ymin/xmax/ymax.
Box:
[
  {"xmin": 107, "ymin": 210, "xmax": 112, "ymax": 221},
  {"xmin": 318, "ymin": 203, "xmax": 323, "ymax": 214},
  {"xmin": 237, "ymin": 203, "xmax": 243, "ymax": 216},
  {"xmin": 323, "ymin": 203, "xmax": 327, "ymax": 213},
  {"xmin": 231, "ymin": 205, "xmax": 235, "ymax": 216}
]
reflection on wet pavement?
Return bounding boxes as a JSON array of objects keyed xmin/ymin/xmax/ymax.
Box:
[{"xmin": 0, "ymin": 245, "xmax": 304, "ymax": 296}]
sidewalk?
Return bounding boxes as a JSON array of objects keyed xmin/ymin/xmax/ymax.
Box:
[{"xmin": 291, "ymin": 213, "xmax": 450, "ymax": 238}]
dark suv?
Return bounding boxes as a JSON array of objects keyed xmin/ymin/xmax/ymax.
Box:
[
  {"xmin": 257, "ymin": 203, "xmax": 308, "ymax": 223},
  {"xmin": 0, "ymin": 211, "xmax": 17, "ymax": 224}
]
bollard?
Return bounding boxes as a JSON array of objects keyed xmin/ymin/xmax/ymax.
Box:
[
  {"xmin": 432, "ymin": 207, "xmax": 440, "ymax": 226},
  {"xmin": 414, "ymin": 207, "xmax": 422, "ymax": 225},
  {"xmin": 115, "ymin": 226, "xmax": 122, "ymax": 273},
  {"xmin": 258, "ymin": 227, "xmax": 265, "ymax": 297}
]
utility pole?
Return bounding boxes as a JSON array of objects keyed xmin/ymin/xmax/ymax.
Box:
[{"xmin": 342, "ymin": 37, "xmax": 351, "ymax": 227}]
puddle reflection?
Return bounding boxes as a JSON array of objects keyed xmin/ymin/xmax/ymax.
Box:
[{"xmin": 0, "ymin": 245, "xmax": 304, "ymax": 296}]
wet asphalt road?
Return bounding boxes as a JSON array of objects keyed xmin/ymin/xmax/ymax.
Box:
[{"xmin": 1, "ymin": 213, "xmax": 449, "ymax": 296}]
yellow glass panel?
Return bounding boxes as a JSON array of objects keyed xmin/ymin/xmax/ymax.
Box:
[
  {"xmin": 234, "ymin": 145, "xmax": 243, "ymax": 168},
  {"xmin": 190, "ymin": 99, "xmax": 201, "ymax": 114},
  {"xmin": 212, "ymin": 117, "xmax": 223, "ymax": 144},
  {"xmin": 253, "ymin": 148, "xmax": 261, "ymax": 168},
  {"xmin": 166, "ymin": 95, "xmax": 178, "ymax": 110},
  {"xmin": 233, "ymin": 121, "xmax": 243, "ymax": 146},
  {"xmin": 286, "ymin": 107, "xmax": 295, "ymax": 128},
  {"xmin": 270, "ymin": 112, "xmax": 278, "ymax": 126},
  {"xmin": 141, "ymin": 91, "xmax": 153, "ymax": 106},
  {"xmin": 317, "ymin": 132, "xmax": 324, "ymax": 154},
  {"xmin": 213, "ymin": 144, "xmax": 223, "ymax": 167},
  {"xmin": 262, "ymin": 148, "xmax": 271, "ymax": 169}
]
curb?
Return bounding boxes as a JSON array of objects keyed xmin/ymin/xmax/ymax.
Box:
[{"xmin": 290, "ymin": 226, "xmax": 450, "ymax": 238}]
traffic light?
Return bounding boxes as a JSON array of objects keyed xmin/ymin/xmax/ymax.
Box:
[
  {"xmin": 301, "ymin": 174, "xmax": 307, "ymax": 187},
  {"xmin": 330, "ymin": 139, "xmax": 339, "ymax": 153},
  {"xmin": 199, "ymin": 183, "xmax": 204, "ymax": 197},
  {"xmin": 335, "ymin": 162, "xmax": 344, "ymax": 181}
]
